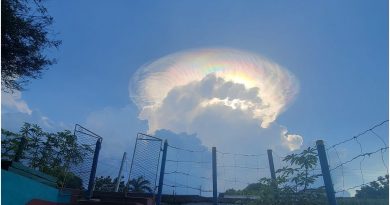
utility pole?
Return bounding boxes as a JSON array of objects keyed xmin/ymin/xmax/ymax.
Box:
[{"xmin": 115, "ymin": 152, "xmax": 127, "ymax": 192}]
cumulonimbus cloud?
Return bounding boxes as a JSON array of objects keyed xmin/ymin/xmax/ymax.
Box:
[{"xmin": 129, "ymin": 48, "xmax": 303, "ymax": 151}]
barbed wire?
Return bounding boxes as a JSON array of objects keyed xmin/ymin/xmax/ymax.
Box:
[
  {"xmin": 167, "ymin": 144, "xmax": 207, "ymax": 153},
  {"xmin": 164, "ymin": 170, "xmax": 211, "ymax": 180},
  {"xmin": 215, "ymin": 148, "xmax": 272, "ymax": 193},
  {"xmin": 161, "ymin": 120, "xmax": 388, "ymax": 197},
  {"xmin": 217, "ymin": 165, "xmax": 267, "ymax": 170},
  {"xmin": 330, "ymin": 147, "xmax": 389, "ymax": 172},
  {"xmin": 165, "ymin": 143, "xmax": 212, "ymax": 195},
  {"xmin": 163, "ymin": 183, "xmax": 213, "ymax": 193},
  {"xmin": 334, "ymin": 177, "xmax": 386, "ymax": 194},
  {"xmin": 216, "ymin": 150, "xmax": 267, "ymax": 157},
  {"xmin": 330, "ymin": 146, "xmax": 345, "ymax": 195},
  {"xmin": 166, "ymin": 159, "xmax": 211, "ymax": 164},
  {"xmin": 326, "ymin": 120, "xmax": 388, "ymax": 151}
]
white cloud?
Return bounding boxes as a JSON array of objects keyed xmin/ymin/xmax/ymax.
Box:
[
  {"xmin": 1, "ymin": 91, "xmax": 71, "ymax": 132},
  {"xmin": 130, "ymin": 48, "xmax": 299, "ymax": 129},
  {"xmin": 281, "ymin": 128, "xmax": 304, "ymax": 151},
  {"xmin": 2, "ymin": 90, "xmax": 32, "ymax": 115},
  {"xmin": 84, "ymin": 105, "xmax": 148, "ymax": 165},
  {"xmin": 138, "ymin": 74, "xmax": 303, "ymax": 154}
]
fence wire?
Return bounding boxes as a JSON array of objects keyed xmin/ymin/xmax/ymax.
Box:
[
  {"xmin": 217, "ymin": 149, "xmax": 270, "ymax": 194},
  {"xmin": 128, "ymin": 133, "xmax": 162, "ymax": 194},
  {"xmin": 163, "ymin": 144, "xmax": 212, "ymax": 196},
  {"xmin": 64, "ymin": 124, "xmax": 102, "ymax": 191},
  {"xmin": 325, "ymin": 120, "xmax": 389, "ymax": 197},
  {"xmin": 1, "ymin": 123, "xmax": 102, "ymax": 197}
]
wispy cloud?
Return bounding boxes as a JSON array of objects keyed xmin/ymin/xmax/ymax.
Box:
[{"xmin": 2, "ymin": 91, "xmax": 32, "ymax": 115}]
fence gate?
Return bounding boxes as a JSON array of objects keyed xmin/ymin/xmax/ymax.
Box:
[
  {"xmin": 128, "ymin": 133, "xmax": 163, "ymax": 193},
  {"xmin": 62, "ymin": 124, "xmax": 103, "ymax": 198}
]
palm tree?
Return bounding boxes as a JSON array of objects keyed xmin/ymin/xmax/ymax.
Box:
[{"xmin": 127, "ymin": 176, "xmax": 153, "ymax": 193}]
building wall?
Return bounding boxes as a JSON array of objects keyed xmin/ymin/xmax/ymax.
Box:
[{"xmin": 1, "ymin": 170, "xmax": 71, "ymax": 205}]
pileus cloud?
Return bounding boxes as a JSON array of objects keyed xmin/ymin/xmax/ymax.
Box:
[{"xmin": 130, "ymin": 48, "xmax": 303, "ymax": 151}]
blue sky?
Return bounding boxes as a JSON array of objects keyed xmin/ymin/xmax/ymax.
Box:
[{"xmin": 2, "ymin": 0, "xmax": 388, "ymax": 195}]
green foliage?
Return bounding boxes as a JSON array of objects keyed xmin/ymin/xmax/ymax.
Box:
[
  {"xmin": 94, "ymin": 176, "xmax": 126, "ymax": 192},
  {"xmin": 1, "ymin": 123, "xmax": 93, "ymax": 189},
  {"xmin": 2, "ymin": 0, "xmax": 61, "ymax": 92},
  {"xmin": 337, "ymin": 197, "xmax": 388, "ymax": 205},
  {"xmin": 1, "ymin": 128, "xmax": 21, "ymax": 159},
  {"xmin": 225, "ymin": 147, "xmax": 326, "ymax": 205},
  {"xmin": 355, "ymin": 175, "xmax": 389, "ymax": 199},
  {"xmin": 127, "ymin": 176, "xmax": 153, "ymax": 193}
]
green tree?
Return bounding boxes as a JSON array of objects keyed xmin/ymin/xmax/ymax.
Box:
[
  {"xmin": 1, "ymin": 128, "xmax": 21, "ymax": 159},
  {"xmin": 355, "ymin": 175, "xmax": 389, "ymax": 199},
  {"xmin": 127, "ymin": 176, "xmax": 153, "ymax": 193},
  {"xmin": 1, "ymin": 123, "xmax": 91, "ymax": 189},
  {"xmin": 2, "ymin": 0, "xmax": 61, "ymax": 92},
  {"xmin": 94, "ymin": 176, "xmax": 126, "ymax": 192},
  {"xmin": 94, "ymin": 176, "xmax": 115, "ymax": 192},
  {"xmin": 27, "ymin": 124, "xmax": 44, "ymax": 168},
  {"xmin": 225, "ymin": 147, "xmax": 326, "ymax": 205}
]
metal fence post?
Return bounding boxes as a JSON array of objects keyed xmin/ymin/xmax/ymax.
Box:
[
  {"xmin": 316, "ymin": 140, "xmax": 338, "ymax": 205},
  {"xmin": 212, "ymin": 147, "xmax": 218, "ymax": 205},
  {"xmin": 267, "ymin": 149, "xmax": 277, "ymax": 190},
  {"xmin": 115, "ymin": 152, "xmax": 127, "ymax": 192},
  {"xmin": 86, "ymin": 138, "xmax": 102, "ymax": 199},
  {"xmin": 156, "ymin": 140, "xmax": 168, "ymax": 205},
  {"xmin": 267, "ymin": 149, "xmax": 276, "ymax": 181}
]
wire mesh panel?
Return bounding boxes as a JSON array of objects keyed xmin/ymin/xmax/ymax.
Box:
[
  {"xmin": 0, "ymin": 123, "xmax": 103, "ymax": 197},
  {"xmin": 217, "ymin": 150, "xmax": 269, "ymax": 195},
  {"xmin": 128, "ymin": 133, "xmax": 162, "ymax": 194},
  {"xmin": 163, "ymin": 144, "xmax": 212, "ymax": 196},
  {"xmin": 63, "ymin": 124, "xmax": 103, "ymax": 191},
  {"xmin": 324, "ymin": 120, "xmax": 389, "ymax": 198}
]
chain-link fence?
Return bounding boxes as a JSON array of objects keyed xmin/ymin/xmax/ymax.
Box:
[
  {"xmin": 128, "ymin": 133, "xmax": 162, "ymax": 194},
  {"xmin": 1, "ymin": 123, "xmax": 102, "ymax": 198},
  {"xmin": 63, "ymin": 124, "xmax": 102, "ymax": 192}
]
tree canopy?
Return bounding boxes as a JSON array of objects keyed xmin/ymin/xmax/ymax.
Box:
[
  {"xmin": 127, "ymin": 176, "xmax": 153, "ymax": 193},
  {"xmin": 1, "ymin": 0, "xmax": 61, "ymax": 92},
  {"xmin": 1, "ymin": 123, "xmax": 92, "ymax": 189},
  {"xmin": 94, "ymin": 175, "xmax": 152, "ymax": 193},
  {"xmin": 94, "ymin": 176, "xmax": 126, "ymax": 192},
  {"xmin": 224, "ymin": 147, "xmax": 326, "ymax": 205},
  {"xmin": 355, "ymin": 175, "xmax": 389, "ymax": 199}
]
